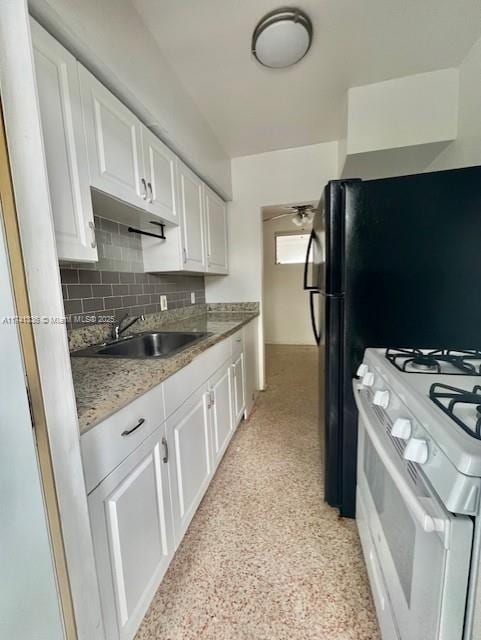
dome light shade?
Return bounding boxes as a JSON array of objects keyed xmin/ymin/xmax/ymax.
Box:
[{"xmin": 252, "ymin": 8, "xmax": 313, "ymax": 69}]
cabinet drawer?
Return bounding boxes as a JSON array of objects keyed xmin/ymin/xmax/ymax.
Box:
[
  {"xmin": 231, "ymin": 329, "xmax": 244, "ymax": 358},
  {"xmin": 164, "ymin": 338, "xmax": 231, "ymax": 418},
  {"xmin": 82, "ymin": 383, "xmax": 165, "ymax": 493}
]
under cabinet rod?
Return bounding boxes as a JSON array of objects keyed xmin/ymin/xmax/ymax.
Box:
[{"xmin": 128, "ymin": 221, "xmax": 166, "ymax": 240}]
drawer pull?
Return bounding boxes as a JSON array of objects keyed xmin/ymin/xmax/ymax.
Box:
[
  {"xmin": 162, "ymin": 436, "xmax": 169, "ymax": 463},
  {"xmin": 121, "ymin": 418, "xmax": 145, "ymax": 437}
]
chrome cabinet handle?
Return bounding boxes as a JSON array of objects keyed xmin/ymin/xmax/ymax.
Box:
[
  {"xmin": 140, "ymin": 178, "xmax": 147, "ymax": 200},
  {"xmin": 121, "ymin": 418, "xmax": 145, "ymax": 437},
  {"xmin": 147, "ymin": 182, "xmax": 153, "ymax": 203},
  {"xmin": 182, "ymin": 247, "xmax": 187, "ymax": 264},
  {"xmin": 162, "ymin": 436, "xmax": 168, "ymax": 463},
  {"xmin": 89, "ymin": 221, "xmax": 96, "ymax": 249}
]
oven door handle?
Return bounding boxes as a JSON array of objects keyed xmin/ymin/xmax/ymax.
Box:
[{"xmin": 353, "ymin": 381, "xmax": 447, "ymax": 537}]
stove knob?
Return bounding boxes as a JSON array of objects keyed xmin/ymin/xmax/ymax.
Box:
[
  {"xmin": 404, "ymin": 438, "xmax": 429, "ymax": 465},
  {"xmin": 373, "ymin": 389, "xmax": 390, "ymax": 409},
  {"xmin": 357, "ymin": 363, "xmax": 369, "ymax": 378},
  {"xmin": 362, "ymin": 372, "xmax": 375, "ymax": 387},
  {"xmin": 391, "ymin": 418, "xmax": 412, "ymax": 440}
]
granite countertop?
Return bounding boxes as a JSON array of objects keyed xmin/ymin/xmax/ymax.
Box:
[{"xmin": 71, "ymin": 311, "xmax": 258, "ymax": 435}]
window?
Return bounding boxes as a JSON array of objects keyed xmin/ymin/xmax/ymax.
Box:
[{"xmin": 275, "ymin": 232, "xmax": 311, "ymax": 265}]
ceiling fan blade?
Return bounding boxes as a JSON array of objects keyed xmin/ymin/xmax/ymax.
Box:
[
  {"xmin": 283, "ymin": 204, "xmax": 316, "ymax": 213},
  {"xmin": 263, "ymin": 212, "xmax": 293, "ymax": 222}
]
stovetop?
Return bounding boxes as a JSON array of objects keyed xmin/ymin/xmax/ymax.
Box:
[
  {"xmin": 383, "ymin": 348, "xmax": 481, "ymax": 441},
  {"xmin": 386, "ymin": 348, "xmax": 481, "ymax": 375},
  {"xmin": 363, "ymin": 348, "xmax": 481, "ymax": 477}
]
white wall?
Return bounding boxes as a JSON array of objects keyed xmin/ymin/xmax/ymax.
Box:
[
  {"xmin": 29, "ymin": 0, "xmax": 232, "ymax": 198},
  {"xmin": 428, "ymin": 34, "xmax": 481, "ymax": 170},
  {"xmin": 341, "ymin": 68, "xmax": 459, "ymax": 179},
  {"xmin": 205, "ymin": 141, "xmax": 339, "ymax": 384},
  {"xmin": 347, "ymin": 69, "xmax": 459, "ymax": 154},
  {"xmin": 263, "ymin": 217, "xmax": 315, "ymax": 346},
  {"xmin": 206, "ymin": 142, "xmax": 339, "ymax": 304},
  {"xmin": 0, "ymin": 201, "xmax": 64, "ymax": 639}
]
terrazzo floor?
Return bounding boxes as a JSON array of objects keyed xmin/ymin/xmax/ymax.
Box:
[{"xmin": 136, "ymin": 345, "xmax": 380, "ymax": 640}]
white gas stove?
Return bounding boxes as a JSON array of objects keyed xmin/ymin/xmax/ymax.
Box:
[{"xmin": 354, "ymin": 348, "xmax": 481, "ymax": 640}]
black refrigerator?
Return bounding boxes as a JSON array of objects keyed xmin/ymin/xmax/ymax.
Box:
[{"xmin": 304, "ymin": 166, "xmax": 481, "ymax": 518}]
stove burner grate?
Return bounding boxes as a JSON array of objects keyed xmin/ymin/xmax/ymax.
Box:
[
  {"xmin": 411, "ymin": 355, "xmax": 440, "ymax": 371},
  {"xmin": 386, "ymin": 348, "xmax": 481, "ymax": 375},
  {"xmin": 430, "ymin": 383, "xmax": 481, "ymax": 439}
]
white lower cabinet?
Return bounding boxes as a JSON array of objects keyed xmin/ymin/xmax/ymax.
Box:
[
  {"xmin": 232, "ymin": 352, "xmax": 246, "ymax": 427},
  {"xmin": 88, "ymin": 426, "xmax": 174, "ymax": 640},
  {"xmin": 167, "ymin": 385, "xmax": 212, "ymax": 543},
  {"xmin": 85, "ymin": 330, "xmax": 253, "ymax": 640},
  {"xmin": 209, "ymin": 363, "xmax": 234, "ymax": 467}
]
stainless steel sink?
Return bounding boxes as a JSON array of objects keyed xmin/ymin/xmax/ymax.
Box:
[{"xmin": 72, "ymin": 331, "xmax": 211, "ymax": 359}]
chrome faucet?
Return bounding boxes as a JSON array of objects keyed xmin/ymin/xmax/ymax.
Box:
[{"xmin": 111, "ymin": 313, "xmax": 145, "ymax": 340}]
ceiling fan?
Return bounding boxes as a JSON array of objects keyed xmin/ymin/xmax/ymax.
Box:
[{"xmin": 263, "ymin": 204, "xmax": 316, "ymax": 227}]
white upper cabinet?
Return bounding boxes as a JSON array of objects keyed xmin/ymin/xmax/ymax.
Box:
[
  {"xmin": 31, "ymin": 20, "xmax": 97, "ymax": 262},
  {"xmin": 177, "ymin": 161, "xmax": 207, "ymax": 272},
  {"xmin": 204, "ymin": 185, "xmax": 228, "ymax": 274},
  {"xmin": 79, "ymin": 65, "xmax": 146, "ymax": 211},
  {"xmin": 142, "ymin": 129, "xmax": 178, "ymax": 224},
  {"xmin": 32, "ymin": 24, "xmax": 227, "ymax": 271}
]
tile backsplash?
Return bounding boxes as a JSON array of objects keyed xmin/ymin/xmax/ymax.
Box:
[
  {"xmin": 61, "ymin": 215, "xmax": 144, "ymax": 273},
  {"xmin": 60, "ymin": 216, "xmax": 205, "ymax": 327}
]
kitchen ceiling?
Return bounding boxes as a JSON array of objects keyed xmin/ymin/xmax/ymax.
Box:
[{"xmin": 132, "ymin": 0, "xmax": 481, "ymax": 158}]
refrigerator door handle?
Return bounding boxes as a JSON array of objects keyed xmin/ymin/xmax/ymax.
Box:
[
  {"xmin": 309, "ymin": 290, "xmax": 322, "ymax": 345},
  {"xmin": 303, "ymin": 230, "xmax": 317, "ymax": 291}
]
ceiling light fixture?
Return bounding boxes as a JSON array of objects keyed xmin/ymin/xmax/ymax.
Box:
[{"xmin": 251, "ymin": 8, "xmax": 313, "ymax": 69}]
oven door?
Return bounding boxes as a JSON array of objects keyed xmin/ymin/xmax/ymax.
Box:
[{"xmin": 353, "ymin": 382, "xmax": 473, "ymax": 640}]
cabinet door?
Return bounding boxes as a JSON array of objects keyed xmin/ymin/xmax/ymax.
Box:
[
  {"xmin": 31, "ymin": 20, "xmax": 97, "ymax": 262},
  {"xmin": 232, "ymin": 352, "xmax": 246, "ymax": 427},
  {"xmin": 210, "ymin": 364, "xmax": 233, "ymax": 467},
  {"xmin": 79, "ymin": 65, "xmax": 145, "ymax": 211},
  {"xmin": 177, "ymin": 162, "xmax": 206, "ymax": 272},
  {"xmin": 142, "ymin": 128, "xmax": 178, "ymax": 225},
  {"xmin": 88, "ymin": 427, "xmax": 173, "ymax": 640},
  {"xmin": 204, "ymin": 185, "xmax": 228, "ymax": 274},
  {"xmin": 167, "ymin": 386, "xmax": 211, "ymax": 543}
]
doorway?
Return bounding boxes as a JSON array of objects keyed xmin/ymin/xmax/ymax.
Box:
[{"xmin": 262, "ymin": 202, "xmax": 317, "ymax": 349}]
